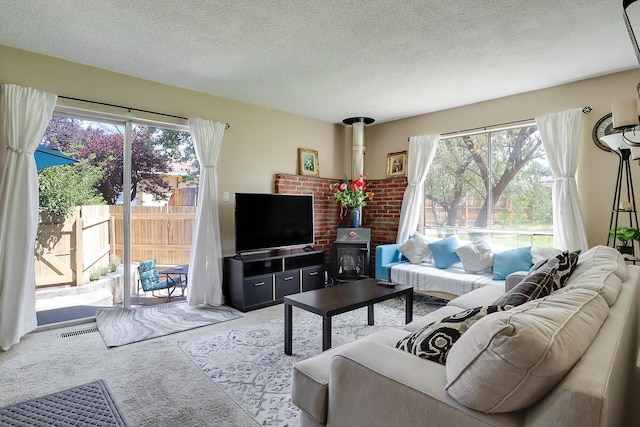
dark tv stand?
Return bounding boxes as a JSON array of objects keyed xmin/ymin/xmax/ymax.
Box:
[{"xmin": 223, "ymin": 247, "xmax": 325, "ymax": 312}]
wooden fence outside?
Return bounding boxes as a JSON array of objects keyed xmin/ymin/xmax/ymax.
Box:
[
  {"xmin": 35, "ymin": 205, "xmax": 111, "ymax": 288},
  {"xmin": 171, "ymin": 187, "xmax": 198, "ymax": 206},
  {"xmin": 35, "ymin": 205, "xmax": 197, "ymax": 289},
  {"xmin": 109, "ymin": 205, "xmax": 197, "ymax": 266}
]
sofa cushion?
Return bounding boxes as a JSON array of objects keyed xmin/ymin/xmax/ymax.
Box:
[
  {"xmin": 570, "ymin": 245, "xmax": 628, "ymax": 282},
  {"xmin": 454, "ymin": 238, "xmax": 494, "ymax": 273},
  {"xmin": 530, "ymin": 250, "xmax": 580, "ymax": 290},
  {"xmin": 445, "ymin": 289, "xmax": 609, "ymax": 413},
  {"xmin": 492, "ymin": 266, "xmax": 557, "ymax": 307},
  {"xmin": 398, "ymin": 232, "xmax": 432, "ymax": 264},
  {"xmin": 555, "ymin": 268, "xmax": 622, "ymax": 307},
  {"xmin": 447, "ymin": 283, "xmax": 506, "ymax": 310},
  {"xmin": 492, "ymin": 247, "xmax": 532, "ymax": 280},
  {"xmin": 404, "ymin": 305, "xmax": 466, "ymax": 332},
  {"xmin": 292, "ymin": 328, "xmax": 407, "ymax": 424},
  {"xmin": 429, "ymin": 235, "xmax": 461, "ymax": 269},
  {"xmin": 396, "ymin": 305, "xmax": 507, "ymax": 364}
]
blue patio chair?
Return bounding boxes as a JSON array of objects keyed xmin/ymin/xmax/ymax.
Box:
[{"xmin": 137, "ymin": 258, "xmax": 182, "ymax": 303}]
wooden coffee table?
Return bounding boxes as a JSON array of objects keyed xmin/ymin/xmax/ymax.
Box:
[{"xmin": 283, "ymin": 278, "xmax": 413, "ymax": 355}]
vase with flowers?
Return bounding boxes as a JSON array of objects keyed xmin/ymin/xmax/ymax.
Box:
[{"xmin": 329, "ymin": 175, "xmax": 374, "ymax": 228}]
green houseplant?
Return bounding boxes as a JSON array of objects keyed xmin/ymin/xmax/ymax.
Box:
[{"xmin": 609, "ymin": 226, "xmax": 640, "ymax": 254}]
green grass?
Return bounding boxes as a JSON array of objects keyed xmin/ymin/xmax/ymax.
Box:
[{"xmin": 423, "ymin": 229, "xmax": 553, "ymax": 248}]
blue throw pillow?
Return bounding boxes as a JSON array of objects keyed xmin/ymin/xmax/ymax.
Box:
[
  {"xmin": 493, "ymin": 247, "xmax": 532, "ymax": 280},
  {"xmin": 429, "ymin": 235, "xmax": 461, "ymax": 269}
]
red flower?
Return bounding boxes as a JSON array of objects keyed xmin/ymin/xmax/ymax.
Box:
[{"xmin": 329, "ymin": 176, "xmax": 373, "ymax": 210}]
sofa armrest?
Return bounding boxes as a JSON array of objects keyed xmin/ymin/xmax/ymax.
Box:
[
  {"xmin": 505, "ymin": 271, "xmax": 527, "ymax": 291},
  {"xmin": 375, "ymin": 243, "xmax": 403, "ymax": 280},
  {"xmin": 327, "ymin": 340, "xmax": 521, "ymax": 426}
]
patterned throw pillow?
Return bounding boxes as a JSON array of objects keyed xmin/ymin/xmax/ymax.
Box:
[
  {"xmin": 530, "ymin": 250, "xmax": 580, "ymax": 290},
  {"xmin": 396, "ymin": 305, "xmax": 508, "ymax": 364},
  {"xmin": 492, "ymin": 266, "xmax": 557, "ymax": 307}
]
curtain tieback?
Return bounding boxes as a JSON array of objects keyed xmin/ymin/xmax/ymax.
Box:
[
  {"xmin": 555, "ymin": 175, "xmax": 575, "ymax": 180},
  {"xmin": 6, "ymin": 146, "xmax": 29, "ymax": 154},
  {"xmin": 202, "ymin": 165, "xmax": 216, "ymax": 169}
]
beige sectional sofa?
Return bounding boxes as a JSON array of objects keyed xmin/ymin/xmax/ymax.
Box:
[{"xmin": 291, "ymin": 245, "xmax": 639, "ymax": 427}]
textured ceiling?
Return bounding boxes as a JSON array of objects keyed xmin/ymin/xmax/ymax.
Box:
[{"xmin": 0, "ymin": 1, "xmax": 638, "ymax": 124}]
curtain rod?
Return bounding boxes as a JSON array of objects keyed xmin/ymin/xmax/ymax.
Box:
[
  {"xmin": 59, "ymin": 95, "xmax": 230, "ymax": 129},
  {"xmin": 407, "ymin": 106, "xmax": 592, "ymax": 141},
  {"xmin": 407, "ymin": 118, "xmax": 534, "ymax": 141}
]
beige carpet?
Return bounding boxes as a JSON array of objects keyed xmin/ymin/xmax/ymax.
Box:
[{"xmin": 0, "ymin": 304, "xmax": 283, "ymax": 427}]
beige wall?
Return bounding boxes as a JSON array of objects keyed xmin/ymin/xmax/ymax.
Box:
[
  {"xmin": 3, "ymin": 44, "xmax": 640, "ymax": 252},
  {"xmin": 364, "ymin": 69, "xmax": 640, "ymax": 248},
  {"xmin": 0, "ymin": 45, "xmax": 346, "ymax": 254}
]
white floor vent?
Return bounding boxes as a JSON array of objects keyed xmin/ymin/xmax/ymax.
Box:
[{"xmin": 59, "ymin": 326, "xmax": 99, "ymax": 338}]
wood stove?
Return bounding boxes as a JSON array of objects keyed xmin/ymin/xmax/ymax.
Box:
[{"xmin": 333, "ymin": 228, "xmax": 371, "ymax": 283}]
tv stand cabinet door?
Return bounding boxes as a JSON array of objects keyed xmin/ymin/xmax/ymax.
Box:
[
  {"xmin": 302, "ymin": 265, "xmax": 324, "ymax": 291},
  {"xmin": 242, "ymin": 274, "xmax": 274, "ymax": 307},
  {"xmin": 275, "ymin": 270, "xmax": 300, "ymax": 300}
]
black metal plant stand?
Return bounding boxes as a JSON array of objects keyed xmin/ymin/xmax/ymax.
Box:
[{"xmin": 607, "ymin": 148, "xmax": 640, "ymax": 259}]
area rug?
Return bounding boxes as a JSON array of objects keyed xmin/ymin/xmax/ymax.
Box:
[
  {"xmin": 96, "ymin": 301, "xmax": 242, "ymax": 347},
  {"xmin": 179, "ymin": 294, "xmax": 445, "ymax": 427},
  {"xmin": 0, "ymin": 379, "xmax": 128, "ymax": 426}
]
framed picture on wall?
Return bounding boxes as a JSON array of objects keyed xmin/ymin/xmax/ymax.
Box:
[
  {"xmin": 299, "ymin": 148, "xmax": 319, "ymax": 176},
  {"xmin": 386, "ymin": 151, "xmax": 407, "ymax": 177}
]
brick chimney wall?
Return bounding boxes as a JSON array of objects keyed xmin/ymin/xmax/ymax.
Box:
[{"xmin": 275, "ymin": 173, "xmax": 408, "ymax": 277}]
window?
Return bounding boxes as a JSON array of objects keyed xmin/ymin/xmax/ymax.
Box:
[{"xmin": 423, "ymin": 123, "xmax": 553, "ymax": 247}]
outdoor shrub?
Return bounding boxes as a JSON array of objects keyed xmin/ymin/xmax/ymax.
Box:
[{"xmin": 108, "ymin": 254, "xmax": 121, "ymax": 273}]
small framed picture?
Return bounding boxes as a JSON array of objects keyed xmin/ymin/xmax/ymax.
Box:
[
  {"xmin": 299, "ymin": 148, "xmax": 319, "ymax": 176},
  {"xmin": 387, "ymin": 151, "xmax": 407, "ymax": 177}
]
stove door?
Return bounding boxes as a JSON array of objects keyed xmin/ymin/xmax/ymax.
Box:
[{"xmin": 335, "ymin": 246, "xmax": 368, "ymax": 280}]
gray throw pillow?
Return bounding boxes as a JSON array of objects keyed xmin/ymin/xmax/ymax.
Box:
[
  {"xmin": 398, "ymin": 232, "xmax": 431, "ymax": 264},
  {"xmin": 454, "ymin": 238, "xmax": 493, "ymax": 273}
]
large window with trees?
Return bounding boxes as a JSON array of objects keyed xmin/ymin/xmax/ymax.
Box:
[{"xmin": 423, "ymin": 123, "xmax": 553, "ymax": 247}]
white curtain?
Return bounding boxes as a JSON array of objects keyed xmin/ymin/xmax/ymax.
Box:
[
  {"xmin": 396, "ymin": 134, "xmax": 440, "ymax": 243},
  {"xmin": 535, "ymin": 108, "xmax": 588, "ymax": 252},
  {"xmin": 0, "ymin": 84, "xmax": 57, "ymax": 350},
  {"xmin": 187, "ymin": 118, "xmax": 226, "ymax": 306}
]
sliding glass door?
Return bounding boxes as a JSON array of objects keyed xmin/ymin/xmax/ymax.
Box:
[{"xmin": 35, "ymin": 111, "xmax": 193, "ymax": 325}]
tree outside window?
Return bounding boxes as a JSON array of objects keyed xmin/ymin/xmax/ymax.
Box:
[
  {"xmin": 424, "ymin": 124, "xmax": 552, "ymax": 246},
  {"xmin": 38, "ymin": 116, "xmax": 195, "ymax": 215}
]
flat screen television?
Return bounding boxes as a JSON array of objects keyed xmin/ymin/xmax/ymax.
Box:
[{"xmin": 234, "ymin": 193, "xmax": 314, "ymax": 254}]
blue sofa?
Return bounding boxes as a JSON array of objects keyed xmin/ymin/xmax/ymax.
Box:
[{"xmin": 374, "ymin": 243, "xmax": 403, "ymax": 281}]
